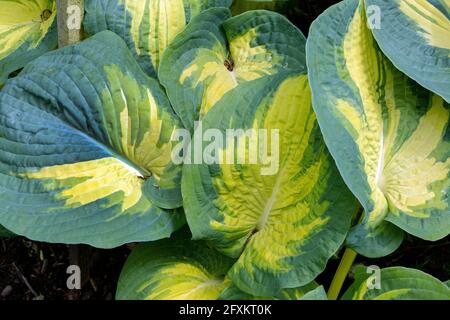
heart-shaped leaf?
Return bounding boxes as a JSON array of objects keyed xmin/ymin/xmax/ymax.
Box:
[
  {"xmin": 83, "ymin": 0, "xmax": 232, "ymax": 77},
  {"xmin": 0, "ymin": 31, "xmax": 185, "ymax": 248},
  {"xmin": 182, "ymin": 70, "xmax": 355, "ymax": 296},
  {"xmin": 366, "ymin": 0, "xmax": 450, "ymax": 102},
  {"xmin": 116, "ymin": 229, "xmax": 324, "ymax": 300},
  {"xmin": 116, "ymin": 230, "xmax": 235, "ymax": 300},
  {"xmin": 0, "ymin": 0, "xmax": 57, "ymax": 85},
  {"xmin": 307, "ymin": 0, "xmax": 449, "ymax": 257},
  {"xmin": 343, "ymin": 265, "xmax": 450, "ymax": 300},
  {"xmin": 159, "ymin": 8, "xmax": 307, "ymax": 132}
]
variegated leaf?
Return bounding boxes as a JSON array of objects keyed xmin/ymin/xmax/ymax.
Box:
[
  {"xmin": 116, "ymin": 230, "xmax": 235, "ymax": 300},
  {"xmin": 0, "ymin": 31, "xmax": 185, "ymax": 248},
  {"xmin": 83, "ymin": 0, "xmax": 232, "ymax": 77},
  {"xmin": 159, "ymin": 8, "xmax": 307, "ymax": 132},
  {"xmin": 307, "ymin": 0, "xmax": 449, "ymax": 257},
  {"xmin": 182, "ymin": 71, "xmax": 355, "ymax": 296},
  {"xmin": 116, "ymin": 229, "xmax": 326, "ymax": 300},
  {"xmin": 366, "ymin": 0, "xmax": 450, "ymax": 102}
]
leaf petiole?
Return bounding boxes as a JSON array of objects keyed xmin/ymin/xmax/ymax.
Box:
[{"xmin": 327, "ymin": 247, "xmax": 357, "ymax": 300}]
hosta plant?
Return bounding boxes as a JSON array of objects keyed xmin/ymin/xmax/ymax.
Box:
[
  {"xmin": 116, "ymin": 229, "xmax": 329, "ymax": 300},
  {"xmin": 83, "ymin": 0, "xmax": 233, "ymax": 77},
  {"xmin": 0, "ymin": 0, "xmax": 449, "ymax": 301},
  {"xmin": 307, "ymin": 0, "xmax": 449, "ymax": 258},
  {"xmin": 0, "ymin": 0, "xmax": 57, "ymax": 86},
  {"xmin": 0, "ymin": 31, "xmax": 186, "ymax": 247}
]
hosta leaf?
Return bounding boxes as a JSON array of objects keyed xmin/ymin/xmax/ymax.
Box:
[
  {"xmin": 307, "ymin": 0, "xmax": 449, "ymax": 257},
  {"xmin": 117, "ymin": 229, "xmax": 325, "ymax": 300},
  {"xmin": 182, "ymin": 71, "xmax": 355, "ymax": 296},
  {"xmin": 219, "ymin": 282, "xmax": 327, "ymax": 300},
  {"xmin": 366, "ymin": 0, "xmax": 450, "ymax": 102},
  {"xmin": 159, "ymin": 8, "xmax": 306, "ymax": 132},
  {"xmin": 116, "ymin": 230, "xmax": 235, "ymax": 300},
  {"xmin": 299, "ymin": 286, "xmax": 328, "ymax": 300},
  {"xmin": 342, "ymin": 266, "xmax": 450, "ymax": 300},
  {"xmin": 0, "ymin": 31, "xmax": 185, "ymax": 248},
  {"xmin": 0, "ymin": 0, "xmax": 57, "ymax": 86},
  {"xmin": 84, "ymin": 0, "xmax": 232, "ymax": 77}
]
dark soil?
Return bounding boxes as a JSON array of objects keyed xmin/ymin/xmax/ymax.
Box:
[
  {"xmin": 1, "ymin": 235, "xmax": 448, "ymax": 300},
  {"xmin": 317, "ymin": 235, "xmax": 450, "ymax": 293},
  {"xmin": 359, "ymin": 235, "xmax": 450, "ymax": 279},
  {"xmin": 0, "ymin": 238, "xmax": 129, "ymax": 300}
]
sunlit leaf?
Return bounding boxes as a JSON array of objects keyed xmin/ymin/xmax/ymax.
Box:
[
  {"xmin": 160, "ymin": 8, "xmax": 307, "ymax": 132},
  {"xmin": 0, "ymin": 31, "xmax": 185, "ymax": 248},
  {"xmin": 307, "ymin": 0, "xmax": 449, "ymax": 257},
  {"xmin": 182, "ymin": 71, "xmax": 355, "ymax": 296},
  {"xmin": 117, "ymin": 230, "xmax": 235, "ymax": 300},
  {"xmin": 366, "ymin": 0, "xmax": 450, "ymax": 102},
  {"xmin": 84, "ymin": 0, "xmax": 232, "ymax": 77},
  {"xmin": 117, "ymin": 230, "xmax": 327, "ymax": 300}
]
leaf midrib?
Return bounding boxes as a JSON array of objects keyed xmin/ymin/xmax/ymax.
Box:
[
  {"xmin": 67, "ymin": 123, "xmax": 151, "ymax": 178},
  {"xmin": 256, "ymin": 167, "xmax": 285, "ymax": 231}
]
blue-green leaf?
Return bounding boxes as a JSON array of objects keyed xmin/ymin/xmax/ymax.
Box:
[
  {"xmin": 84, "ymin": 0, "xmax": 232, "ymax": 77},
  {"xmin": 0, "ymin": 31, "xmax": 185, "ymax": 248}
]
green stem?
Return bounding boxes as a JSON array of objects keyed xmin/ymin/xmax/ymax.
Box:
[
  {"xmin": 327, "ymin": 202, "xmax": 364, "ymax": 300},
  {"xmin": 327, "ymin": 247, "xmax": 357, "ymax": 300}
]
